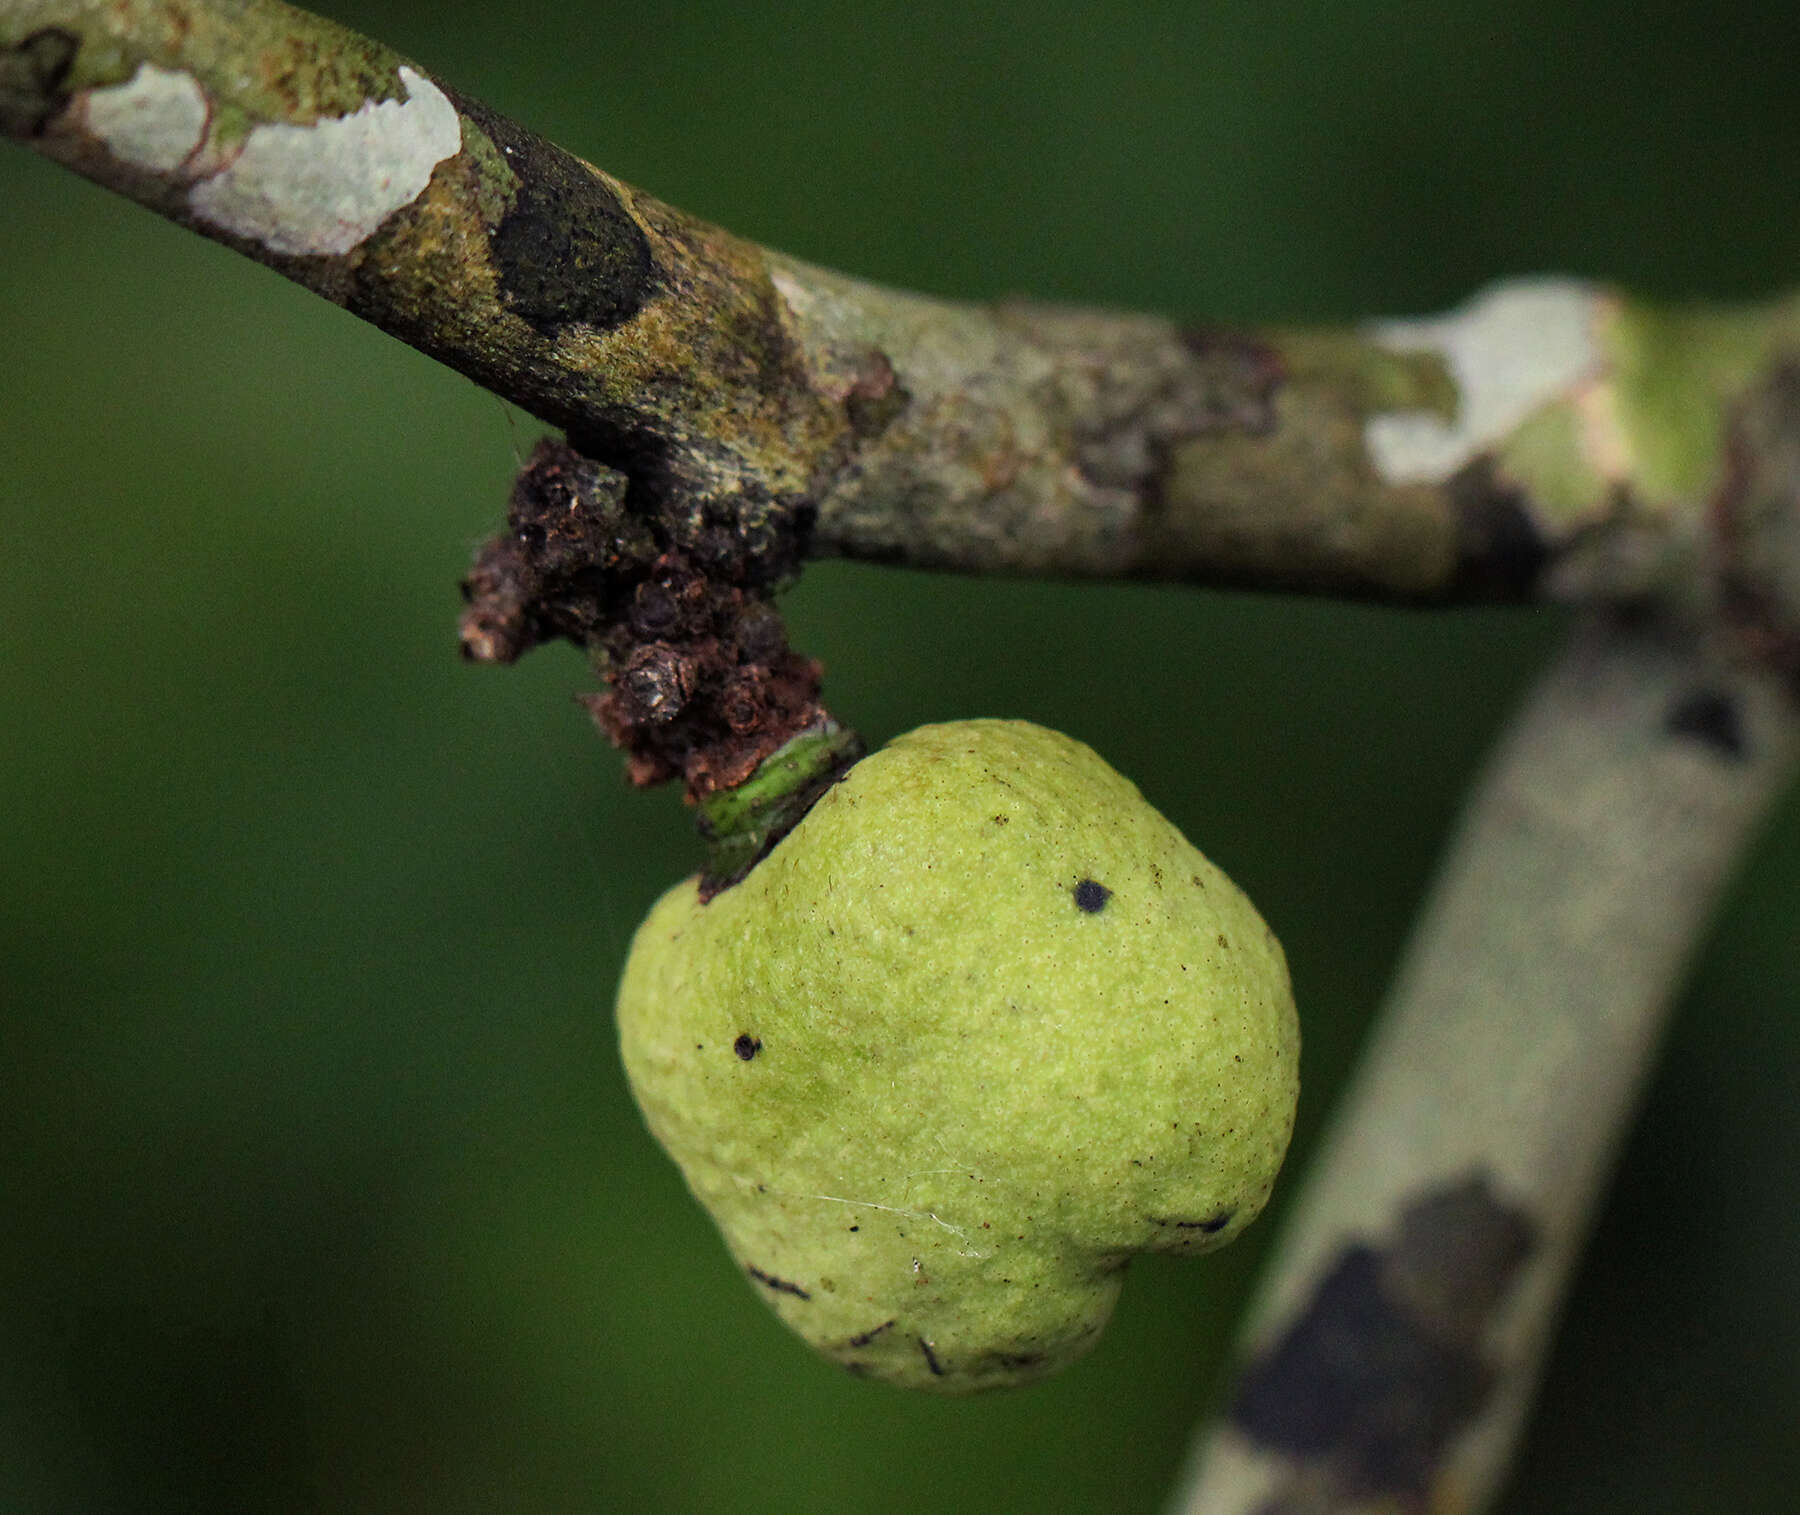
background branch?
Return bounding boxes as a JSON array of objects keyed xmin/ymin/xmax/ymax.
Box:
[{"xmin": 1170, "ymin": 613, "xmax": 1800, "ymax": 1514}]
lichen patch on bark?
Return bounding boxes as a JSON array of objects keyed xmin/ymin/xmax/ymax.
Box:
[
  {"xmin": 78, "ymin": 59, "xmax": 204, "ymax": 170},
  {"xmin": 186, "ymin": 64, "xmax": 458, "ymax": 255},
  {"xmin": 1364, "ymin": 279, "xmax": 1606, "ymax": 485}
]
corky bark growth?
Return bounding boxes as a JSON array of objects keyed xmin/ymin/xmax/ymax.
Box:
[{"xmin": 460, "ymin": 437, "xmax": 834, "ymax": 800}]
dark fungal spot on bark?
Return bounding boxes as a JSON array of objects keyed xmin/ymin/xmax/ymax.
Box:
[
  {"xmin": 745, "ymin": 1265, "xmax": 810, "ymax": 1300},
  {"xmin": 1080, "ymin": 328, "xmax": 1284, "ymax": 503},
  {"xmin": 1073, "ymin": 879, "xmax": 1111, "ymax": 913},
  {"xmin": 918, "ymin": 1337, "xmax": 946, "ymax": 1377},
  {"xmin": 842, "ymin": 350, "xmax": 910, "ymax": 438},
  {"xmin": 0, "ymin": 28, "xmax": 78, "ymax": 136},
  {"xmin": 1665, "ymin": 687, "xmax": 1747, "ymax": 760},
  {"xmin": 1446, "ymin": 461, "xmax": 1550, "ymax": 600},
  {"xmin": 1175, "ymin": 328, "xmax": 1288, "ymax": 433},
  {"xmin": 733, "ymin": 1034, "xmax": 762, "ymax": 1061},
  {"xmin": 1230, "ymin": 1173, "xmax": 1535, "ymax": 1506},
  {"xmin": 451, "ymin": 93, "xmax": 657, "ymax": 337}
]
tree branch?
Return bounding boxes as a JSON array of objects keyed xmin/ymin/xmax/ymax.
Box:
[
  {"xmin": 9, "ymin": 0, "xmax": 1800, "ymax": 606},
  {"xmin": 1167, "ymin": 613, "xmax": 1800, "ymax": 1515}
]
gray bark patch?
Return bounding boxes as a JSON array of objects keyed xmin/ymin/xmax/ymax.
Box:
[{"xmin": 1230, "ymin": 1173, "xmax": 1535, "ymax": 1507}]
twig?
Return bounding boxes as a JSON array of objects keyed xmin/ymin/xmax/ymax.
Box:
[
  {"xmin": 1167, "ymin": 613, "xmax": 1800, "ymax": 1515},
  {"xmin": 8, "ymin": 1, "xmax": 1800, "ymax": 605}
]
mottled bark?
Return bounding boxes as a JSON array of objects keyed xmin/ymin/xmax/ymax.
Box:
[
  {"xmin": 1169, "ymin": 616, "xmax": 1800, "ymax": 1515},
  {"xmin": 9, "ymin": 2, "xmax": 1800, "ymax": 613}
]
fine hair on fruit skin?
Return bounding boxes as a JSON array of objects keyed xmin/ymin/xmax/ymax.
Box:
[{"xmin": 617, "ymin": 719, "xmax": 1300, "ymax": 1392}]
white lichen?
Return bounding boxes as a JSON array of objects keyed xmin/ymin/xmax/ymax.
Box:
[
  {"xmin": 188, "ymin": 66, "xmax": 460, "ymax": 257},
  {"xmin": 1364, "ymin": 277, "xmax": 1605, "ymax": 485},
  {"xmin": 84, "ymin": 63, "xmax": 208, "ymax": 175}
]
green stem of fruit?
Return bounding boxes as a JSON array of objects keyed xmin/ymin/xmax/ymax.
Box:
[{"xmin": 695, "ymin": 723, "xmax": 866, "ymax": 899}]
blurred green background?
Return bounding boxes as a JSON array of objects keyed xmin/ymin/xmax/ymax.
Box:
[{"xmin": 4, "ymin": 2, "xmax": 1799, "ymax": 1510}]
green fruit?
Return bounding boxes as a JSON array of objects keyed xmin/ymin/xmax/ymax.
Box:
[{"xmin": 616, "ymin": 719, "xmax": 1298, "ymax": 1392}]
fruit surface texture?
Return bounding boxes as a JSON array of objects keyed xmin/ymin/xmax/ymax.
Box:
[{"xmin": 617, "ymin": 719, "xmax": 1299, "ymax": 1391}]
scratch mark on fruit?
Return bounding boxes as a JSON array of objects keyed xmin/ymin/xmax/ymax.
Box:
[
  {"xmin": 728, "ymin": 1175, "xmax": 990, "ymax": 1257},
  {"xmin": 745, "ymin": 1264, "xmax": 811, "ymax": 1300},
  {"xmin": 918, "ymin": 1336, "xmax": 946, "ymax": 1377},
  {"xmin": 847, "ymin": 1319, "xmax": 896, "ymax": 1348}
]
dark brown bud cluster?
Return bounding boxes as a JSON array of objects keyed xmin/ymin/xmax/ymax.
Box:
[
  {"xmin": 582, "ymin": 551, "xmax": 826, "ymax": 794},
  {"xmin": 459, "ymin": 437, "xmax": 828, "ymax": 799}
]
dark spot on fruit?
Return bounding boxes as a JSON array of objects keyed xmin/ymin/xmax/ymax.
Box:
[
  {"xmin": 848, "ymin": 1319, "xmax": 896, "ymax": 1348},
  {"xmin": 1073, "ymin": 879, "xmax": 1111, "ymax": 913},
  {"xmin": 1218, "ymin": 932, "xmax": 1230, "ymax": 949},
  {"xmin": 734, "ymin": 1034, "xmax": 762, "ymax": 1060},
  {"xmin": 994, "ymin": 813, "xmax": 1010, "ymax": 824},
  {"xmin": 745, "ymin": 1265, "xmax": 810, "ymax": 1300},
  {"xmin": 848, "ymin": 1225, "xmax": 859, "ymax": 1232},
  {"xmin": 918, "ymin": 1337, "xmax": 946, "ymax": 1376},
  {"xmin": 1192, "ymin": 874, "xmax": 1206, "ymax": 888}
]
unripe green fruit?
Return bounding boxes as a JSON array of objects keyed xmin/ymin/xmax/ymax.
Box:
[{"xmin": 617, "ymin": 720, "xmax": 1298, "ymax": 1392}]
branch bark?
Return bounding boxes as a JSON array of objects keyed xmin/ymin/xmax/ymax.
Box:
[
  {"xmin": 1168, "ymin": 614, "xmax": 1800, "ymax": 1515},
  {"xmin": 8, "ymin": 1, "xmax": 1800, "ymax": 607}
]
